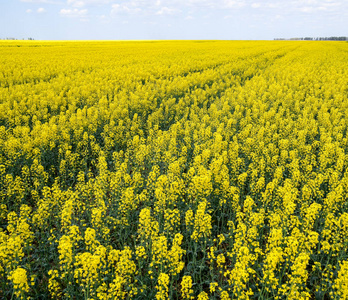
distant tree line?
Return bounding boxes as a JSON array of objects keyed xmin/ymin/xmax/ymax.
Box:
[
  {"xmin": 0, "ymin": 37, "xmax": 34, "ymax": 40},
  {"xmin": 275, "ymin": 36, "xmax": 348, "ymax": 41}
]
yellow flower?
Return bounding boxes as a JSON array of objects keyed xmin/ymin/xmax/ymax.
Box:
[
  {"xmin": 217, "ymin": 253, "xmax": 226, "ymax": 270},
  {"xmin": 138, "ymin": 207, "xmax": 159, "ymax": 244},
  {"xmin": 221, "ymin": 290, "xmax": 231, "ymax": 300},
  {"xmin": 156, "ymin": 273, "xmax": 170, "ymax": 300},
  {"xmin": 168, "ymin": 233, "xmax": 186, "ymax": 275},
  {"xmin": 185, "ymin": 209, "xmax": 194, "ymax": 227},
  {"xmin": 48, "ymin": 269, "xmax": 62, "ymax": 298},
  {"xmin": 58, "ymin": 235, "xmax": 73, "ymax": 270},
  {"xmin": 181, "ymin": 275, "xmax": 194, "ymax": 299},
  {"xmin": 197, "ymin": 291, "xmax": 209, "ymax": 300},
  {"xmin": 218, "ymin": 234, "xmax": 225, "ymax": 245},
  {"xmin": 84, "ymin": 227, "xmax": 100, "ymax": 252},
  {"xmin": 135, "ymin": 245, "xmax": 147, "ymax": 259},
  {"xmin": 210, "ymin": 282, "xmax": 218, "ymax": 293},
  {"xmin": 8, "ymin": 267, "xmax": 29, "ymax": 299},
  {"xmin": 151, "ymin": 235, "xmax": 168, "ymax": 269},
  {"xmin": 334, "ymin": 260, "xmax": 348, "ymax": 299},
  {"xmin": 191, "ymin": 200, "xmax": 212, "ymax": 242}
]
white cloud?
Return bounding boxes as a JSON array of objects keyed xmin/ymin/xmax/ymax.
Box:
[
  {"xmin": 156, "ymin": 6, "xmax": 180, "ymax": 15},
  {"xmin": 110, "ymin": 1, "xmax": 182, "ymax": 16},
  {"xmin": 239, "ymin": 0, "xmax": 345, "ymax": 15},
  {"xmin": 223, "ymin": 0, "xmax": 246, "ymax": 8},
  {"xmin": 104, "ymin": 0, "xmax": 346, "ymax": 19},
  {"xmin": 21, "ymin": 0, "xmax": 62, "ymax": 3},
  {"xmin": 66, "ymin": 0, "xmax": 114, "ymax": 7},
  {"xmin": 186, "ymin": 0, "xmax": 216, "ymax": 8},
  {"xmin": 107, "ymin": 0, "xmax": 222, "ymax": 17},
  {"xmin": 299, "ymin": 6, "xmax": 316, "ymax": 13},
  {"xmin": 97, "ymin": 14, "xmax": 112, "ymax": 23},
  {"xmin": 290, "ymin": 0, "xmax": 343, "ymax": 14},
  {"xmin": 67, "ymin": 0, "xmax": 86, "ymax": 7},
  {"xmin": 13, "ymin": 0, "xmax": 348, "ymax": 39},
  {"xmin": 37, "ymin": 7, "xmax": 46, "ymax": 13},
  {"xmin": 184, "ymin": 0, "xmax": 249, "ymax": 9},
  {"xmin": 251, "ymin": 3, "xmax": 261, "ymax": 8},
  {"xmin": 60, "ymin": 8, "xmax": 88, "ymax": 16},
  {"xmin": 144, "ymin": 20, "xmax": 157, "ymax": 25},
  {"xmin": 111, "ymin": 3, "xmax": 142, "ymax": 14}
]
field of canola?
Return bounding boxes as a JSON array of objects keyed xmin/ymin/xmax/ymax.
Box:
[{"xmin": 0, "ymin": 40, "xmax": 348, "ymax": 300}]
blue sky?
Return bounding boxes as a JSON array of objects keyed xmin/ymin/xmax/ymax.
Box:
[{"xmin": 1, "ymin": 0, "xmax": 347, "ymax": 40}]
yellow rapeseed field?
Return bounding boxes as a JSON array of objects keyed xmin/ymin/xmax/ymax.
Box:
[{"xmin": 0, "ymin": 40, "xmax": 348, "ymax": 299}]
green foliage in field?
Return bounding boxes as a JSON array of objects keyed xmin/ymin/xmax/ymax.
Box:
[{"xmin": 0, "ymin": 40, "xmax": 348, "ymax": 299}]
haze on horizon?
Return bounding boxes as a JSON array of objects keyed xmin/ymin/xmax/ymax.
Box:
[{"xmin": 0, "ymin": 0, "xmax": 347, "ymax": 40}]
